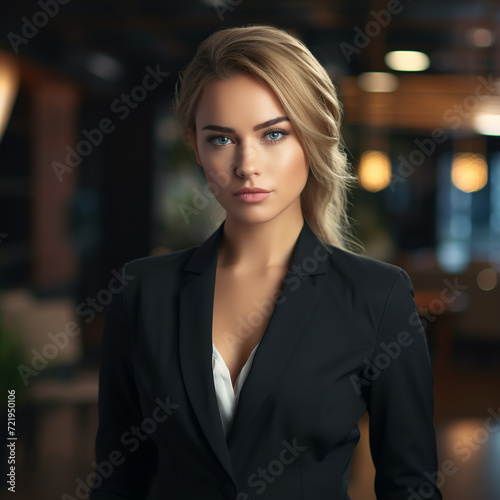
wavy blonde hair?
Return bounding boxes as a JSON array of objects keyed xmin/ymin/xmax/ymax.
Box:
[{"xmin": 172, "ymin": 24, "xmax": 360, "ymax": 251}]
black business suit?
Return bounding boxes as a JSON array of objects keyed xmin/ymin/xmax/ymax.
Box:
[{"xmin": 89, "ymin": 218, "xmax": 442, "ymax": 500}]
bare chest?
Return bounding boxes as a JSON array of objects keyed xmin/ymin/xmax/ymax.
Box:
[{"xmin": 212, "ymin": 268, "xmax": 287, "ymax": 387}]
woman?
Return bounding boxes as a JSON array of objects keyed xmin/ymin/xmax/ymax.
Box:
[{"xmin": 90, "ymin": 25, "xmax": 442, "ymax": 499}]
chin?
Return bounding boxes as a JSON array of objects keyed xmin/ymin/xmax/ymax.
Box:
[{"xmin": 227, "ymin": 207, "xmax": 297, "ymax": 227}]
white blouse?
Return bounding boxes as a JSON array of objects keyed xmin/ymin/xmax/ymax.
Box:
[{"xmin": 212, "ymin": 342, "xmax": 260, "ymax": 437}]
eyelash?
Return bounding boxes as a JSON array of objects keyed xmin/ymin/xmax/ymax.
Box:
[{"xmin": 206, "ymin": 128, "xmax": 290, "ymax": 147}]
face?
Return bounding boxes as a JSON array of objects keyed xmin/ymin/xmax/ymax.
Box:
[{"xmin": 190, "ymin": 72, "xmax": 309, "ymax": 225}]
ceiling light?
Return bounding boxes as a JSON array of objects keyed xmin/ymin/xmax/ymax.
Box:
[
  {"xmin": 0, "ymin": 52, "xmax": 19, "ymax": 143},
  {"xmin": 473, "ymin": 113, "xmax": 500, "ymax": 136},
  {"xmin": 472, "ymin": 96, "xmax": 500, "ymax": 136},
  {"xmin": 384, "ymin": 51, "xmax": 430, "ymax": 72},
  {"xmin": 451, "ymin": 152, "xmax": 488, "ymax": 193},
  {"xmin": 358, "ymin": 150, "xmax": 392, "ymax": 192}
]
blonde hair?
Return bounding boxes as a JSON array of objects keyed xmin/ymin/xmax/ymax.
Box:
[{"xmin": 172, "ymin": 24, "xmax": 360, "ymax": 251}]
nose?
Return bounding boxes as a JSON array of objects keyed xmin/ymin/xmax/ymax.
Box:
[{"xmin": 232, "ymin": 142, "xmax": 259, "ymax": 178}]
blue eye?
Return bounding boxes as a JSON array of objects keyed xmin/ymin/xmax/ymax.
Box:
[
  {"xmin": 208, "ymin": 136, "xmax": 232, "ymax": 146},
  {"xmin": 267, "ymin": 131, "xmax": 282, "ymax": 140},
  {"xmin": 205, "ymin": 128, "xmax": 290, "ymax": 147},
  {"xmin": 264, "ymin": 129, "xmax": 290, "ymax": 142}
]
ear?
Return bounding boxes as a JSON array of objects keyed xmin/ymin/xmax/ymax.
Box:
[{"xmin": 187, "ymin": 128, "xmax": 202, "ymax": 166}]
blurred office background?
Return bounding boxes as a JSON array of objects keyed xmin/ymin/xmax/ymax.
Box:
[{"xmin": 0, "ymin": 0, "xmax": 499, "ymax": 499}]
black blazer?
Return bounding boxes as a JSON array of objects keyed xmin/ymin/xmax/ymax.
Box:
[{"xmin": 89, "ymin": 219, "xmax": 442, "ymax": 500}]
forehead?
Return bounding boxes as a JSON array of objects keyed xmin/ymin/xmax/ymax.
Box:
[{"xmin": 195, "ymin": 73, "xmax": 286, "ymax": 127}]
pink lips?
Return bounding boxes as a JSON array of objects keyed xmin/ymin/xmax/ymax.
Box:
[
  {"xmin": 233, "ymin": 188, "xmax": 272, "ymax": 203},
  {"xmin": 235, "ymin": 192, "xmax": 272, "ymax": 202}
]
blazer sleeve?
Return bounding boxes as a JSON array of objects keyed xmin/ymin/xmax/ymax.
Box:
[
  {"xmin": 89, "ymin": 263, "xmax": 158, "ymax": 499},
  {"xmin": 366, "ymin": 269, "xmax": 443, "ymax": 500}
]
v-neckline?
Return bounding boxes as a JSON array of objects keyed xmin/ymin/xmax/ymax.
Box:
[
  {"xmin": 212, "ymin": 341, "xmax": 261, "ymax": 392},
  {"xmin": 209, "ymin": 218, "xmax": 304, "ymax": 394}
]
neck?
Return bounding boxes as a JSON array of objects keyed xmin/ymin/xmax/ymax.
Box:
[{"xmin": 218, "ymin": 209, "xmax": 304, "ymax": 273}]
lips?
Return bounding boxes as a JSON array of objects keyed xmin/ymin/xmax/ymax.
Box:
[
  {"xmin": 234, "ymin": 191, "xmax": 271, "ymax": 203},
  {"xmin": 233, "ymin": 187, "xmax": 271, "ymax": 195}
]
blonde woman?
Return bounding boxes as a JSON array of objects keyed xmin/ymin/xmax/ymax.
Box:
[{"xmin": 90, "ymin": 25, "xmax": 442, "ymax": 500}]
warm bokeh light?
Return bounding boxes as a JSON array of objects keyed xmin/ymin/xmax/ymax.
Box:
[
  {"xmin": 0, "ymin": 51, "xmax": 19, "ymax": 142},
  {"xmin": 358, "ymin": 150, "xmax": 392, "ymax": 192},
  {"xmin": 468, "ymin": 27, "xmax": 495, "ymax": 48},
  {"xmin": 477, "ymin": 268, "xmax": 498, "ymax": 291},
  {"xmin": 473, "ymin": 113, "xmax": 500, "ymax": 136},
  {"xmin": 451, "ymin": 153, "xmax": 488, "ymax": 193},
  {"xmin": 472, "ymin": 96, "xmax": 500, "ymax": 136},
  {"xmin": 357, "ymin": 72, "xmax": 399, "ymax": 93},
  {"xmin": 384, "ymin": 50, "xmax": 430, "ymax": 72}
]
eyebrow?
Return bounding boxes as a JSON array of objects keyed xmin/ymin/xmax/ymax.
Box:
[{"xmin": 201, "ymin": 116, "xmax": 290, "ymax": 133}]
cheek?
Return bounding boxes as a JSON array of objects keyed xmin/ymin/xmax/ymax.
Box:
[
  {"xmin": 200, "ymin": 163, "xmax": 232, "ymax": 201},
  {"xmin": 198, "ymin": 146, "xmax": 228, "ymax": 176},
  {"xmin": 200, "ymin": 148, "xmax": 232, "ymax": 176},
  {"xmin": 278, "ymin": 144, "xmax": 309, "ymax": 184}
]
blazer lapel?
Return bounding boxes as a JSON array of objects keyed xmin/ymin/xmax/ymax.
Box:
[
  {"xmin": 178, "ymin": 218, "xmax": 331, "ymax": 478},
  {"xmin": 178, "ymin": 224, "xmax": 234, "ymax": 479}
]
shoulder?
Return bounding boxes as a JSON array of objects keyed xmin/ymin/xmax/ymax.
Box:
[
  {"xmin": 318, "ymin": 246, "xmax": 415, "ymax": 330},
  {"xmin": 119, "ymin": 244, "xmax": 199, "ymax": 282},
  {"xmin": 324, "ymin": 245, "xmax": 410, "ymax": 291},
  {"xmin": 319, "ymin": 246, "xmax": 419, "ymax": 348}
]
